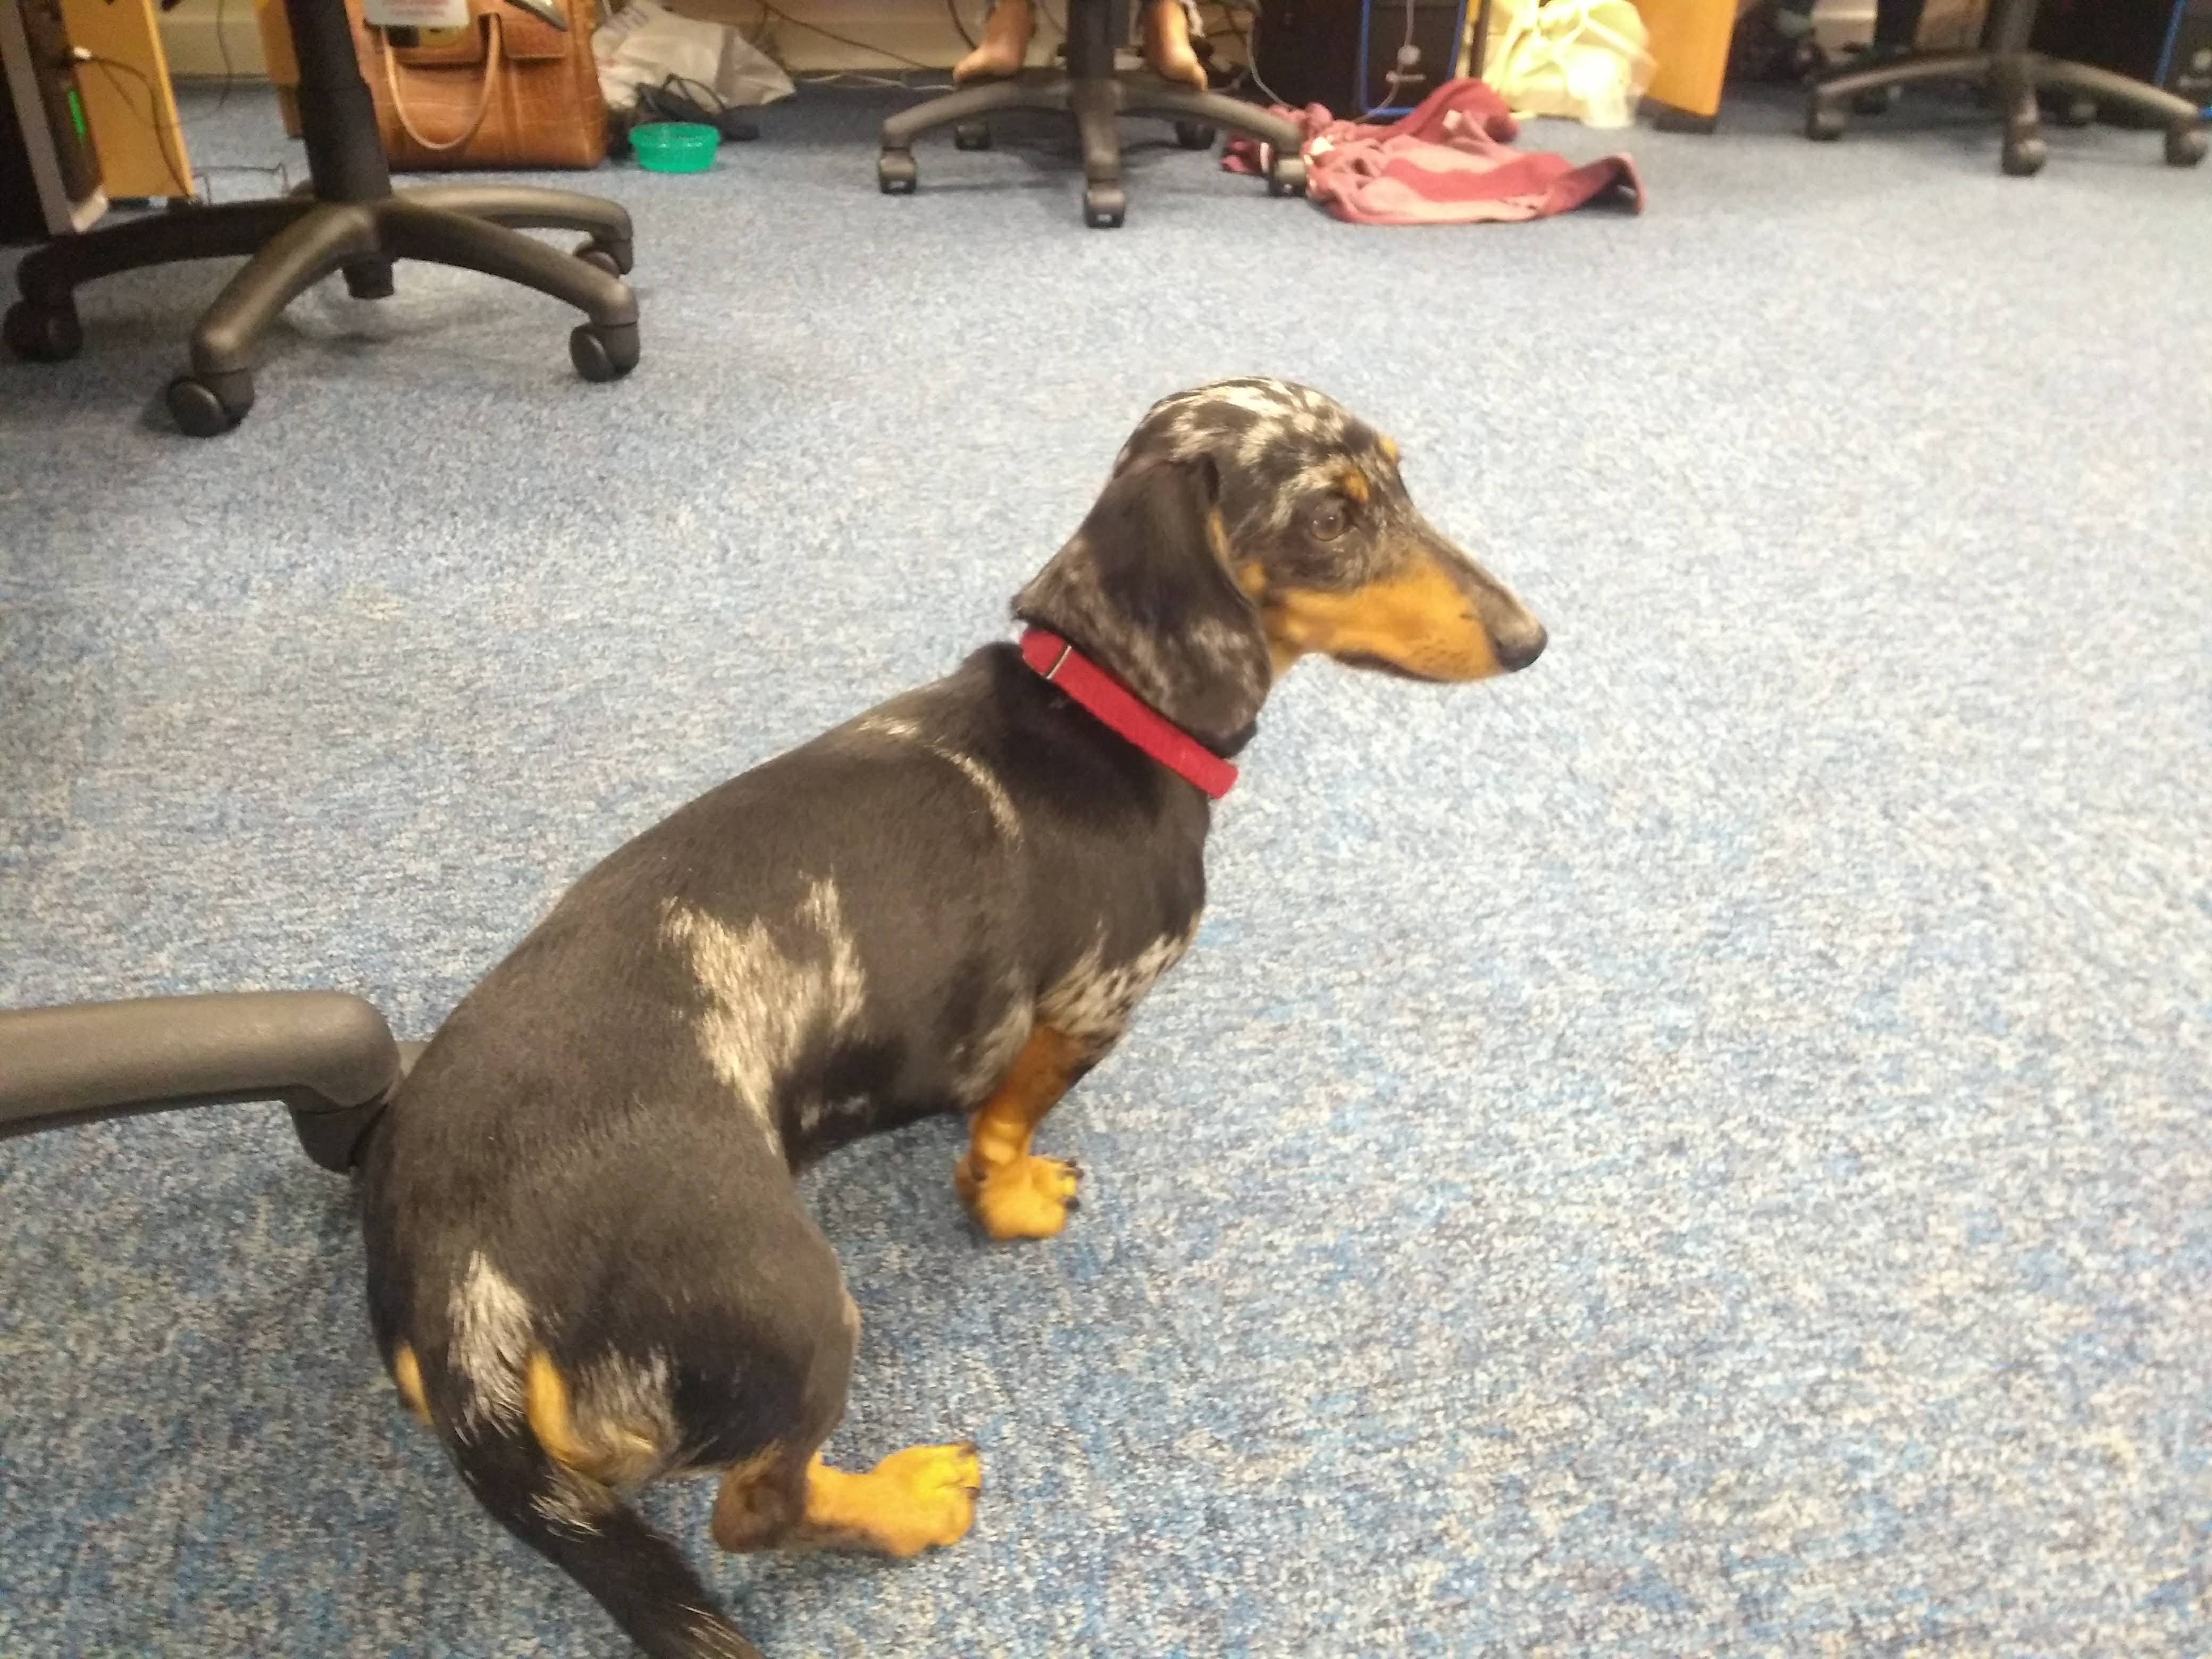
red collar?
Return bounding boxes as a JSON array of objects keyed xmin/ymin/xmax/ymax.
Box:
[{"xmin": 1019, "ymin": 627, "xmax": 1239, "ymax": 800}]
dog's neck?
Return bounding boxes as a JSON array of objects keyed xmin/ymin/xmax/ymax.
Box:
[
  {"xmin": 1018, "ymin": 629, "xmax": 1245, "ymax": 796},
  {"xmin": 1007, "ymin": 612, "xmax": 1269, "ymax": 759}
]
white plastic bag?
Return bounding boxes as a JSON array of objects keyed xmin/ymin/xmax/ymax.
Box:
[
  {"xmin": 1485, "ymin": 0, "xmax": 1654, "ymax": 129},
  {"xmin": 593, "ymin": 0, "xmax": 794, "ymax": 112}
]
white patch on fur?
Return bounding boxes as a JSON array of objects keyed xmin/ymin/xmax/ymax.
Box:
[
  {"xmin": 688, "ymin": 1613, "xmax": 761, "ymax": 1658},
  {"xmin": 1039, "ymin": 921, "xmax": 1199, "ymax": 1051},
  {"xmin": 532, "ymin": 1469, "xmax": 607, "ymax": 1535},
  {"xmin": 941, "ymin": 750, "xmax": 1022, "ymax": 842},
  {"xmin": 576, "ymin": 1348, "xmax": 679, "ymax": 1480},
  {"xmin": 1237, "ymin": 420, "xmax": 1285, "ymax": 468},
  {"xmin": 856, "ymin": 716, "xmax": 1021, "ymax": 843},
  {"xmin": 1287, "ymin": 458, "xmax": 1353, "ymax": 499},
  {"xmin": 663, "ymin": 881, "xmax": 868, "ymax": 1146},
  {"xmin": 1189, "ymin": 614, "xmax": 1266, "ymax": 677},
  {"xmin": 449, "ymin": 1253, "xmax": 533, "ymax": 1432},
  {"xmin": 798, "ymin": 880, "xmax": 867, "ymax": 1029},
  {"xmin": 955, "ymin": 990, "xmax": 1035, "ymax": 1106},
  {"xmin": 795, "ymin": 1094, "xmax": 869, "ymax": 1134},
  {"xmin": 1207, "ymin": 383, "xmax": 1302, "ymax": 419}
]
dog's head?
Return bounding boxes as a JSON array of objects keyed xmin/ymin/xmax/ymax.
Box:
[{"xmin": 1014, "ymin": 379, "xmax": 1546, "ymax": 750}]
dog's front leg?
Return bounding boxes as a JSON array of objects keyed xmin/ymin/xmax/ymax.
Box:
[{"xmin": 954, "ymin": 1025, "xmax": 1094, "ymax": 1240}]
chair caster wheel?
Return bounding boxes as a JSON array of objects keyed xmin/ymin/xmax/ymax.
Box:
[
  {"xmin": 166, "ymin": 371, "xmax": 252, "ymax": 437},
  {"xmin": 2001, "ymin": 133, "xmax": 2046, "ymax": 176},
  {"xmin": 954, "ymin": 121, "xmax": 992, "ymax": 150},
  {"xmin": 1174, "ymin": 120, "xmax": 1216, "ymax": 150},
  {"xmin": 1805, "ymin": 103, "xmax": 1845, "ymax": 141},
  {"xmin": 570, "ymin": 321, "xmax": 639, "ymax": 382},
  {"xmin": 4, "ymin": 299, "xmax": 83, "ymax": 362},
  {"xmin": 1083, "ymin": 183, "xmax": 1126, "ymax": 228},
  {"xmin": 2053, "ymin": 96, "xmax": 2096, "ymax": 128},
  {"xmin": 2167, "ymin": 124, "xmax": 2207, "ymax": 167},
  {"xmin": 1267, "ymin": 156, "xmax": 1307, "ymax": 196},
  {"xmin": 575, "ymin": 236, "xmax": 633, "ymax": 277},
  {"xmin": 878, "ymin": 149, "xmax": 918, "ymax": 193}
]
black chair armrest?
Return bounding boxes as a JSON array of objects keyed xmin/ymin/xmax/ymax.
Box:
[{"xmin": 0, "ymin": 991, "xmax": 407, "ymax": 1171}]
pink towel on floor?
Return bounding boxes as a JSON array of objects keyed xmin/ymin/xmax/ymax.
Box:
[{"xmin": 1223, "ymin": 79, "xmax": 1645, "ymax": 225}]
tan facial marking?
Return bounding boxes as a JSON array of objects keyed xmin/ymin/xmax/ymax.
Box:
[
  {"xmin": 392, "ymin": 1343, "xmax": 432, "ymax": 1425},
  {"xmin": 1377, "ymin": 435, "xmax": 1398, "ymax": 465},
  {"xmin": 1264, "ymin": 553, "xmax": 1503, "ymax": 681},
  {"xmin": 1338, "ymin": 467, "xmax": 1370, "ymax": 504}
]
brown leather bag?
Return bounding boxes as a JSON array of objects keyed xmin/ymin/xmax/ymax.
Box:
[{"xmin": 348, "ymin": 0, "xmax": 608, "ymax": 171}]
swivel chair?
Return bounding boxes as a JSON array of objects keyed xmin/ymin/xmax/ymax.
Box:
[
  {"xmin": 3, "ymin": 0, "xmax": 639, "ymax": 435},
  {"xmin": 877, "ymin": 0, "xmax": 1309, "ymax": 227},
  {"xmin": 1806, "ymin": 0, "xmax": 2207, "ymax": 175}
]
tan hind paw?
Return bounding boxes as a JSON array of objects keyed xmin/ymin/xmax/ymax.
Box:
[
  {"xmin": 805, "ymin": 1442, "xmax": 983, "ymax": 1556},
  {"xmin": 957, "ymin": 1151, "xmax": 1081, "ymax": 1240}
]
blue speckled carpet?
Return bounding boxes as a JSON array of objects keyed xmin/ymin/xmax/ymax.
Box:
[{"xmin": 3, "ymin": 79, "xmax": 2209, "ymax": 1657}]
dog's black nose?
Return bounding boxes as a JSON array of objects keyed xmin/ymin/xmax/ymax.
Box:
[{"xmin": 1495, "ymin": 623, "xmax": 1547, "ymax": 672}]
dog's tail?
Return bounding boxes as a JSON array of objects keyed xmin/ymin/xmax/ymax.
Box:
[
  {"xmin": 451, "ymin": 1416, "xmax": 761, "ymax": 1659},
  {"xmin": 416, "ymin": 1358, "xmax": 763, "ymax": 1659}
]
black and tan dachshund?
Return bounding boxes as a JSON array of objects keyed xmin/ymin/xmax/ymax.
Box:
[{"xmin": 361, "ymin": 378, "xmax": 1546, "ymax": 1658}]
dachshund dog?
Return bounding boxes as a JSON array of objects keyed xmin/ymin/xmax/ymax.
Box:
[{"xmin": 359, "ymin": 378, "xmax": 1546, "ymax": 1658}]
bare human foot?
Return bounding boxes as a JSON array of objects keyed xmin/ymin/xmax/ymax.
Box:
[
  {"xmin": 1142, "ymin": 0, "xmax": 1207, "ymax": 89},
  {"xmin": 954, "ymin": 0, "xmax": 1035, "ymax": 82}
]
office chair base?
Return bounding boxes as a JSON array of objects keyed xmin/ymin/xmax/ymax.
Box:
[
  {"xmin": 7, "ymin": 186, "xmax": 638, "ymax": 435},
  {"xmin": 1807, "ymin": 47, "xmax": 2207, "ymax": 175},
  {"xmin": 878, "ymin": 70, "xmax": 1305, "ymax": 225}
]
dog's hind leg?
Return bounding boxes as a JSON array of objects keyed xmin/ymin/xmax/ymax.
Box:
[
  {"xmin": 954, "ymin": 1024, "xmax": 1093, "ymax": 1241},
  {"xmin": 711, "ymin": 1441, "xmax": 983, "ymax": 1559},
  {"xmin": 710, "ymin": 1298, "xmax": 981, "ymax": 1561}
]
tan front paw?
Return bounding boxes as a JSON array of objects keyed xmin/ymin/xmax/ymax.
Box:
[
  {"xmin": 869, "ymin": 1441, "xmax": 983, "ymax": 1554},
  {"xmin": 956, "ymin": 1151, "xmax": 1081, "ymax": 1240}
]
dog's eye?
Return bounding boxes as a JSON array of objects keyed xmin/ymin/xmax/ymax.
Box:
[{"xmin": 1308, "ymin": 499, "xmax": 1350, "ymax": 542}]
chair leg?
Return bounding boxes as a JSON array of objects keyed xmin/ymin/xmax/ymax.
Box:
[
  {"xmin": 1807, "ymin": 48, "xmax": 1993, "ymax": 139},
  {"xmin": 400, "ymin": 183, "xmax": 638, "ymax": 272},
  {"xmin": 156, "ymin": 201, "xmax": 381, "ymax": 433},
  {"xmin": 190, "ymin": 203, "xmax": 381, "ymax": 378},
  {"xmin": 12, "ymin": 200, "xmax": 313, "ymax": 310},
  {"xmin": 1994, "ymin": 56, "xmax": 2045, "ymax": 174},
  {"xmin": 1070, "ymin": 76, "xmax": 1126, "ymax": 227},
  {"xmin": 373, "ymin": 203, "xmax": 636, "ymax": 330},
  {"xmin": 2031, "ymin": 57, "xmax": 2207, "ymax": 158},
  {"xmin": 881, "ymin": 74, "xmax": 1074, "ymax": 149},
  {"xmin": 1813, "ymin": 48, "xmax": 1995, "ymax": 105},
  {"xmin": 1120, "ymin": 80, "xmax": 1304, "ymax": 154}
]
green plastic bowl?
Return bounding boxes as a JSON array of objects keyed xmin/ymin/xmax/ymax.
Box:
[{"xmin": 632, "ymin": 121, "xmax": 718, "ymax": 173}]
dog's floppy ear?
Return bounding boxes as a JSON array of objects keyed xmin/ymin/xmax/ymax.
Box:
[{"xmin": 1014, "ymin": 456, "xmax": 1272, "ymax": 753}]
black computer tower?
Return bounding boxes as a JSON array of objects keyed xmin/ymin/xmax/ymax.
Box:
[
  {"xmin": 1252, "ymin": 0, "xmax": 1469, "ymax": 117},
  {"xmin": 2, "ymin": 0, "xmax": 103, "ymax": 240}
]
